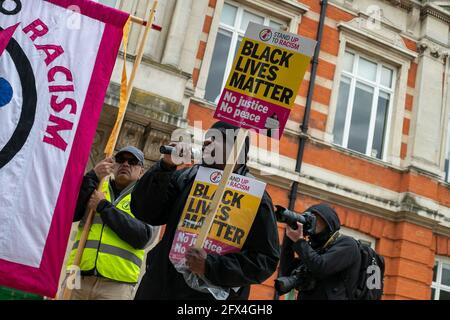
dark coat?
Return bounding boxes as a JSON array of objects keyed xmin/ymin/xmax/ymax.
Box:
[
  {"xmin": 74, "ymin": 170, "xmax": 156, "ymax": 250},
  {"xmin": 280, "ymin": 204, "xmax": 361, "ymax": 300},
  {"xmin": 130, "ymin": 161, "xmax": 280, "ymax": 300}
]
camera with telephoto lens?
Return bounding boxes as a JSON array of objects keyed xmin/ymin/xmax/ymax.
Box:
[
  {"xmin": 274, "ymin": 264, "xmax": 316, "ymax": 295},
  {"xmin": 275, "ymin": 205, "xmax": 317, "ymax": 236}
]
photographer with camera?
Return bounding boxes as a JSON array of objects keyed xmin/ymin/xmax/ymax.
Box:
[{"xmin": 276, "ymin": 204, "xmax": 361, "ymax": 300}]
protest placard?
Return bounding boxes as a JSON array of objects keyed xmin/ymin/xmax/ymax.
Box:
[
  {"xmin": 214, "ymin": 22, "xmax": 316, "ymax": 137},
  {"xmin": 169, "ymin": 166, "xmax": 266, "ymax": 264}
]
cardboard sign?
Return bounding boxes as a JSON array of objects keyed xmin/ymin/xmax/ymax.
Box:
[
  {"xmin": 169, "ymin": 166, "xmax": 266, "ymax": 264},
  {"xmin": 214, "ymin": 22, "xmax": 316, "ymax": 137}
]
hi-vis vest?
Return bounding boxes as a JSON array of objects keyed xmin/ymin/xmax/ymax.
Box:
[{"xmin": 67, "ymin": 180, "xmax": 144, "ymax": 283}]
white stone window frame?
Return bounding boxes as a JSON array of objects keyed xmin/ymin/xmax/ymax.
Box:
[
  {"xmin": 432, "ymin": 256, "xmax": 450, "ymax": 300},
  {"xmin": 335, "ymin": 49, "xmax": 397, "ymax": 161},
  {"xmin": 325, "ymin": 25, "xmax": 418, "ymax": 167},
  {"xmin": 195, "ymin": 0, "xmax": 308, "ymax": 102},
  {"xmin": 340, "ymin": 226, "xmax": 375, "ymax": 249}
]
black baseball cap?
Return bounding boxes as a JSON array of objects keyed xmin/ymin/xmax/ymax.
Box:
[{"xmin": 115, "ymin": 146, "xmax": 144, "ymax": 165}]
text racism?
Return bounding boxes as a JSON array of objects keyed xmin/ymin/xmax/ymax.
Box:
[{"xmin": 23, "ymin": 19, "xmax": 78, "ymax": 152}]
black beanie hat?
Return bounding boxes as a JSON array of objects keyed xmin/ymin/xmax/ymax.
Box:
[
  {"xmin": 306, "ymin": 203, "xmax": 341, "ymax": 233},
  {"xmin": 210, "ymin": 121, "xmax": 250, "ymax": 160}
]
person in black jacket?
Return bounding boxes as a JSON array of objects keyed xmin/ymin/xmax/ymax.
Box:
[
  {"xmin": 65, "ymin": 146, "xmax": 158, "ymax": 300},
  {"xmin": 131, "ymin": 121, "xmax": 280, "ymax": 300},
  {"xmin": 279, "ymin": 204, "xmax": 361, "ymax": 300}
]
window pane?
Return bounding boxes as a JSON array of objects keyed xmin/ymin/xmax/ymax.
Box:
[
  {"xmin": 433, "ymin": 262, "xmax": 438, "ymax": 283},
  {"xmin": 431, "ymin": 288, "xmax": 436, "ymax": 300},
  {"xmin": 347, "ymin": 82, "xmax": 374, "ymax": 154},
  {"xmin": 357, "ymin": 57, "xmax": 377, "ymax": 82},
  {"xmin": 439, "ymin": 290, "xmax": 450, "ymax": 300},
  {"xmin": 371, "ymin": 91, "xmax": 390, "ymax": 159},
  {"xmin": 240, "ymin": 10, "xmax": 264, "ymax": 31},
  {"xmin": 442, "ymin": 263, "xmax": 450, "ymax": 286},
  {"xmin": 221, "ymin": 3, "xmax": 238, "ymax": 26},
  {"xmin": 204, "ymin": 30, "xmax": 232, "ymax": 103},
  {"xmin": 381, "ymin": 67, "xmax": 393, "ymax": 88},
  {"xmin": 343, "ymin": 52, "xmax": 355, "ymax": 73},
  {"xmin": 234, "ymin": 37, "xmax": 243, "ymax": 60},
  {"xmin": 333, "ymin": 76, "xmax": 352, "ymax": 145},
  {"xmin": 269, "ymin": 20, "xmax": 283, "ymax": 30}
]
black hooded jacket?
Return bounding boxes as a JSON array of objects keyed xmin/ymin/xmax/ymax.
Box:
[
  {"xmin": 280, "ymin": 204, "xmax": 361, "ymax": 300},
  {"xmin": 130, "ymin": 161, "xmax": 280, "ymax": 300}
]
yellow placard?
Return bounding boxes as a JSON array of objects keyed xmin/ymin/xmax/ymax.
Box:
[
  {"xmin": 169, "ymin": 167, "xmax": 266, "ymax": 262},
  {"xmin": 178, "ymin": 181, "xmax": 262, "ymax": 248},
  {"xmin": 225, "ymin": 39, "xmax": 311, "ymax": 109}
]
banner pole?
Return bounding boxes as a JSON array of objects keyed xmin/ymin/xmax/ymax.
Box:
[
  {"xmin": 194, "ymin": 128, "xmax": 248, "ymax": 249},
  {"xmin": 61, "ymin": 0, "xmax": 158, "ymax": 300},
  {"xmin": 130, "ymin": 15, "xmax": 161, "ymax": 31}
]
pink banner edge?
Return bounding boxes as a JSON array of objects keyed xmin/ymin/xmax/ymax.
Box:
[{"xmin": 0, "ymin": 1, "xmax": 128, "ymax": 297}]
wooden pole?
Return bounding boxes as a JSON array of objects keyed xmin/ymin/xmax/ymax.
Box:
[
  {"xmin": 130, "ymin": 15, "xmax": 162, "ymax": 31},
  {"xmin": 194, "ymin": 129, "xmax": 248, "ymax": 249},
  {"xmin": 123, "ymin": 1, "xmax": 158, "ymax": 113},
  {"xmin": 61, "ymin": 0, "xmax": 158, "ymax": 300}
]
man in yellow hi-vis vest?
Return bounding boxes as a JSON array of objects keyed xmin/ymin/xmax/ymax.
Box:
[{"xmin": 66, "ymin": 146, "xmax": 158, "ymax": 300}]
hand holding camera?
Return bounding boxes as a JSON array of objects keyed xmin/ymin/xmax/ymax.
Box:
[
  {"xmin": 286, "ymin": 222, "xmax": 304, "ymax": 242},
  {"xmin": 274, "ymin": 205, "xmax": 317, "ymax": 237}
]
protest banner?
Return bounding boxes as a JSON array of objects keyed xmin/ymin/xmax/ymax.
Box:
[
  {"xmin": 62, "ymin": 0, "xmax": 158, "ymax": 300},
  {"xmin": 0, "ymin": 0, "xmax": 128, "ymax": 297},
  {"xmin": 214, "ymin": 22, "xmax": 316, "ymax": 137},
  {"xmin": 170, "ymin": 166, "xmax": 266, "ymax": 264}
]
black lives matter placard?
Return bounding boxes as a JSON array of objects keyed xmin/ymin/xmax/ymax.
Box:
[
  {"xmin": 214, "ymin": 22, "xmax": 316, "ymax": 137},
  {"xmin": 169, "ymin": 167, "xmax": 266, "ymax": 264}
]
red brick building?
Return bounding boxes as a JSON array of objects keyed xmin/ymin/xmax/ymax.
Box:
[{"xmin": 91, "ymin": 0, "xmax": 450, "ymax": 300}]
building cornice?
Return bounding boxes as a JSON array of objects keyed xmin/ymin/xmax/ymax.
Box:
[
  {"xmin": 104, "ymin": 83, "xmax": 187, "ymax": 130},
  {"xmin": 277, "ymin": 0, "xmax": 309, "ymax": 14},
  {"xmin": 338, "ymin": 17, "xmax": 418, "ymax": 61},
  {"xmin": 381, "ymin": 0, "xmax": 409, "ymax": 12},
  {"xmin": 297, "ymin": 176, "xmax": 450, "ymax": 237},
  {"xmin": 118, "ymin": 51, "xmax": 193, "ymax": 80},
  {"xmin": 242, "ymin": 0, "xmax": 309, "ymax": 15},
  {"xmin": 421, "ymin": 3, "xmax": 450, "ymax": 24}
]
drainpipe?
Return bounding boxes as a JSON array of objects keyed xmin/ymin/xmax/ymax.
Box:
[
  {"xmin": 274, "ymin": 0, "xmax": 328, "ymax": 300},
  {"xmin": 440, "ymin": 53, "xmax": 449, "ymax": 181}
]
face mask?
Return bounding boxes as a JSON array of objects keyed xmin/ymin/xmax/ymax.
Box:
[{"xmin": 309, "ymin": 229, "xmax": 330, "ymax": 249}]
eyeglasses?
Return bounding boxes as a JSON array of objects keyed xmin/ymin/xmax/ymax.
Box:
[{"xmin": 114, "ymin": 156, "xmax": 141, "ymax": 166}]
